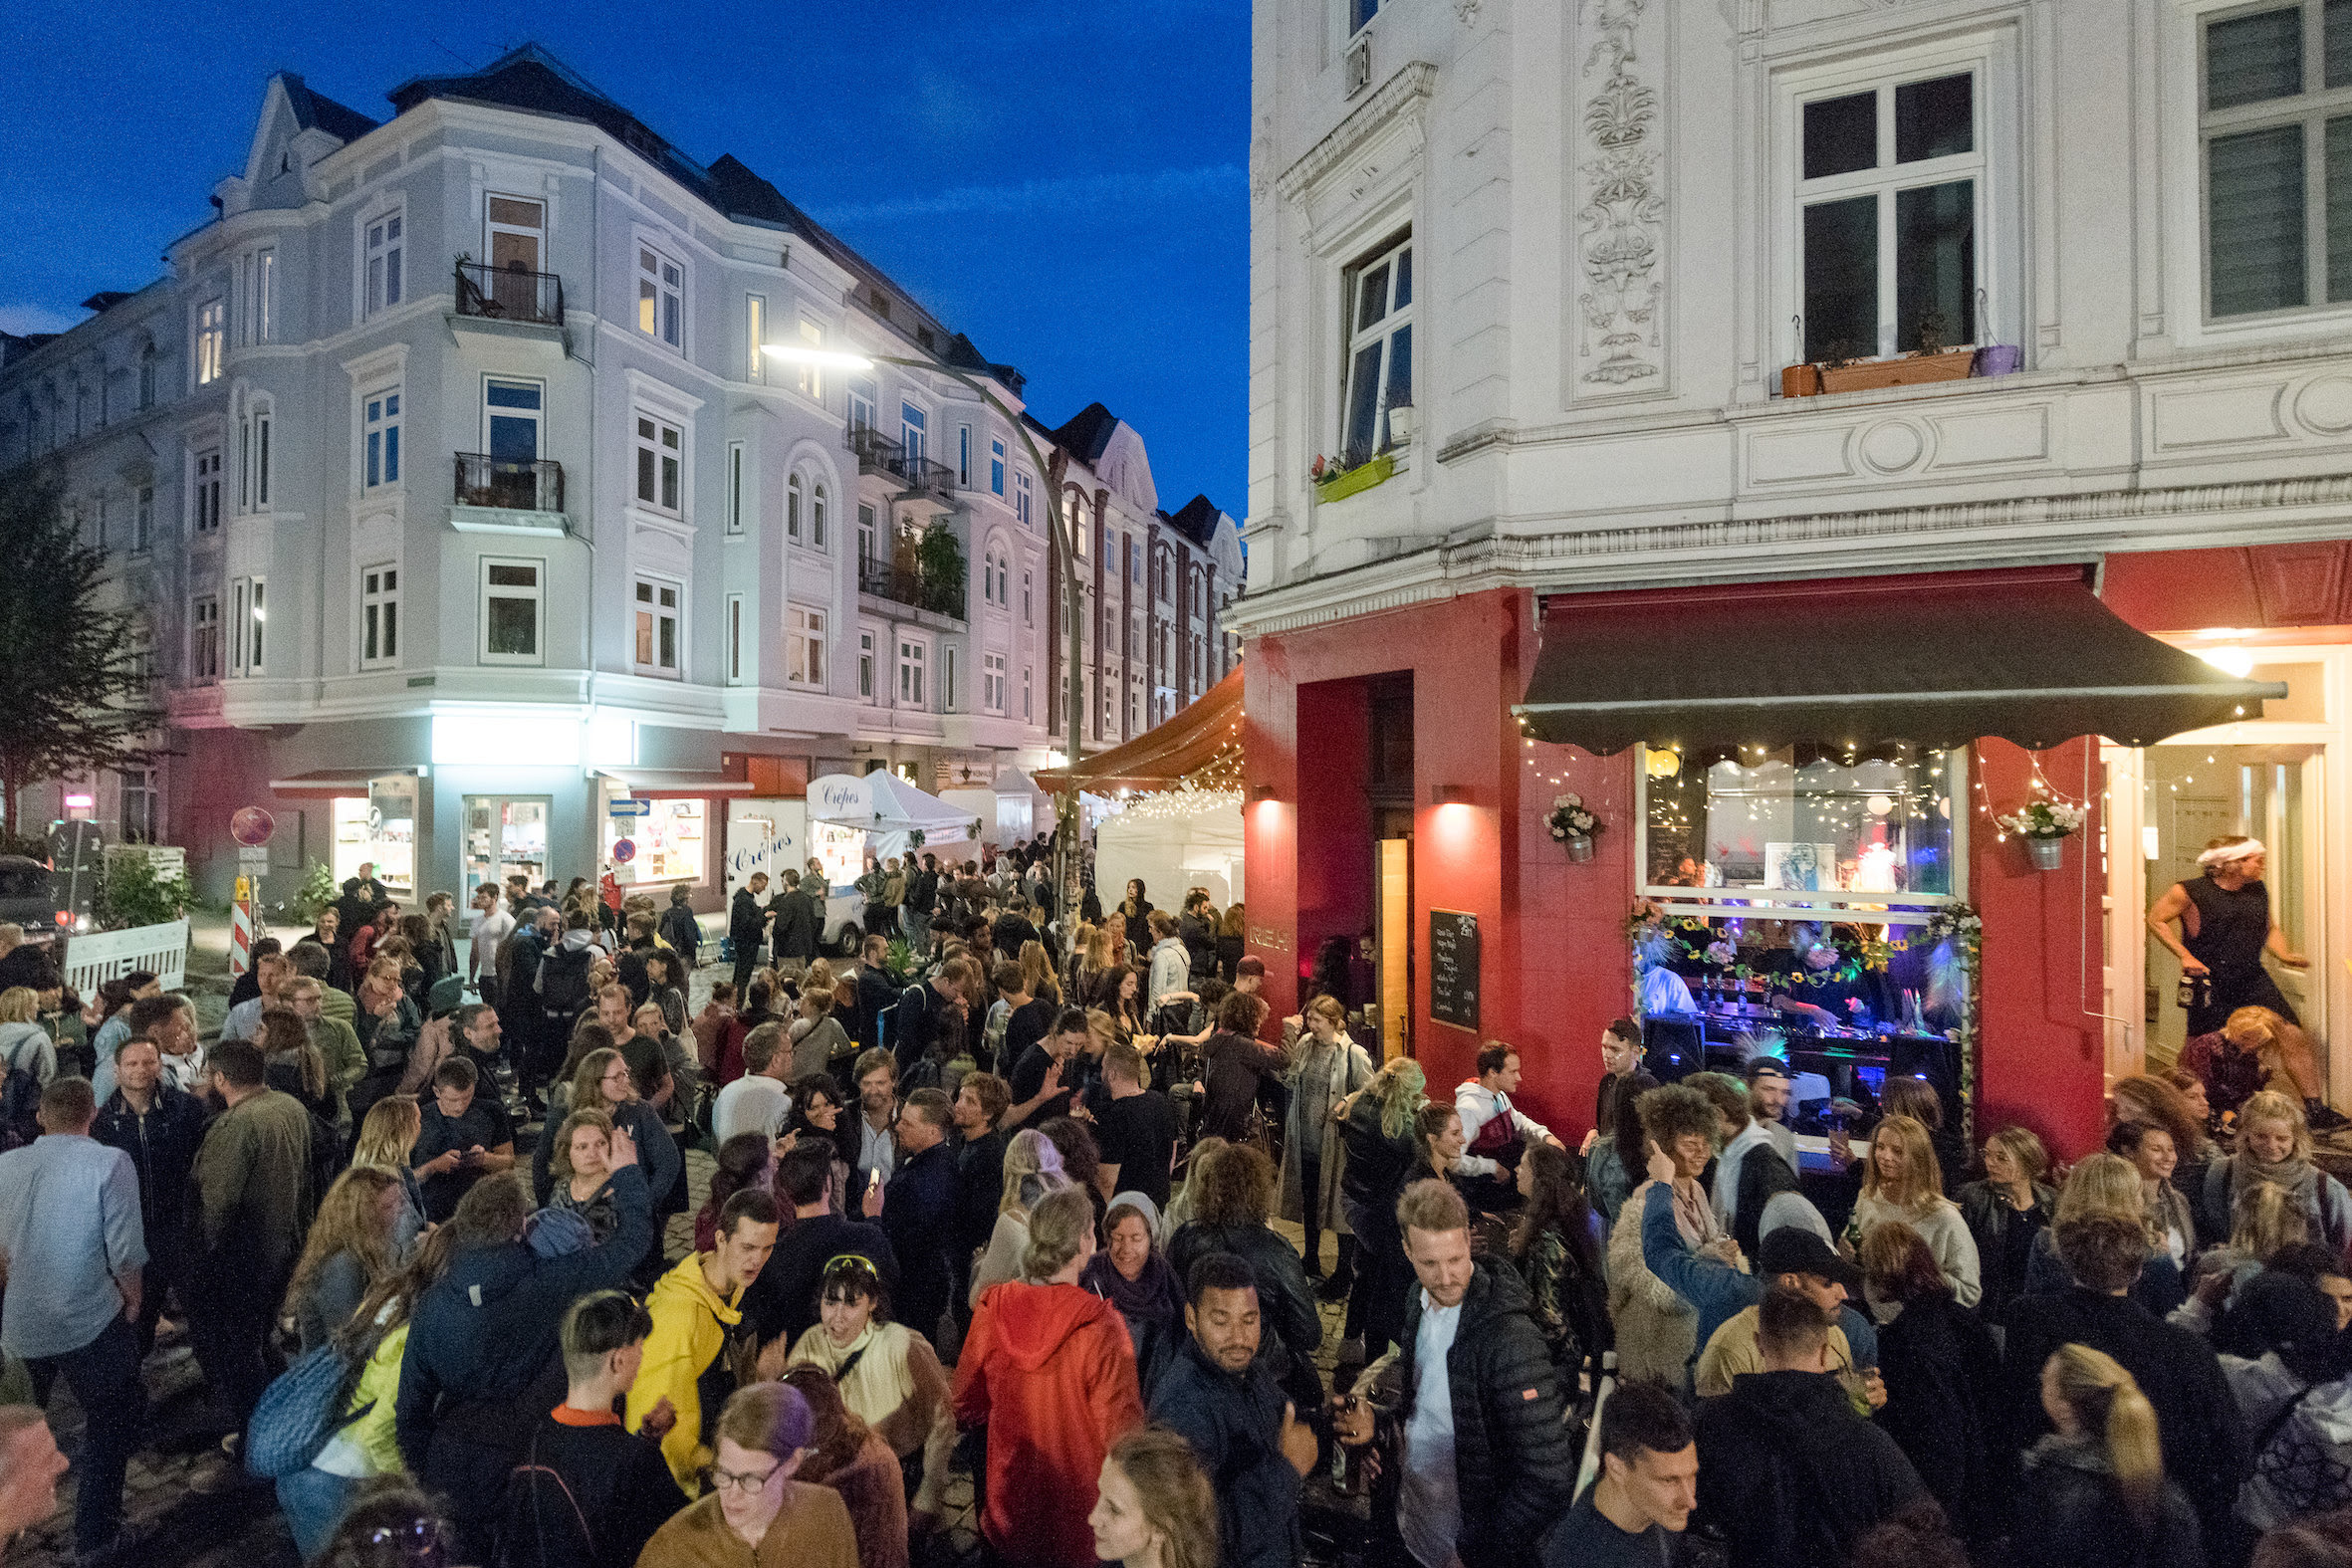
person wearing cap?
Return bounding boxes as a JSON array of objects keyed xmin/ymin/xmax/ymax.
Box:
[
  {"xmin": 1639, "ymin": 1144, "xmax": 1879, "ymax": 1377},
  {"xmin": 1692, "ymin": 1227, "xmax": 1883, "ymax": 1405}
]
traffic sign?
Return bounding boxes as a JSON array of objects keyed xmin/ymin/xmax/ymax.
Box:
[
  {"xmin": 611, "ymin": 838, "xmax": 637, "ymax": 864},
  {"xmin": 230, "ymin": 806, "xmax": 276, "ymax": 847},
  {"xmin": 239, "ymin": 846, "xmax": 271, "ymax": 871},
  {"xmin": 608, "ymin": 797, "xmax": 653, "ymax": 818}
]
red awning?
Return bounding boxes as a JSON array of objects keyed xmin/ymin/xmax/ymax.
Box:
[
  {"xmin": 1515, "ymin": 565, "xmax": 2288, "ymax": 755},
  {"xmin": 595, "ymin": 770, "xmax": 757, "ymax": 799},
  {"xmin": 1035, "ymin": 667, "xmax": 1244, "ymax": 793}
]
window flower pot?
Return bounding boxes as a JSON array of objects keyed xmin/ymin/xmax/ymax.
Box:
[
  {"xmin": 1314, "ymin": 451, "xmax": 1395, "ymax": 504},
  {"xmin": 1781, "ymin": 363, "xmax": 1824, "ymax": 398},
  {"xmin": 1565, "ymin": 834, "xmax": 1595, "ymax": 864},
  {"xmin": 1973, "ymin": 344, "xmax": 2022, "ymax": 377},
  {"xmin": 2026, "ymin": 836, "xmax": 2065, "ymax": 871},
  {"xmin": 1818, "ymin": 348, "xmax": 1978, "ymax": 394}
]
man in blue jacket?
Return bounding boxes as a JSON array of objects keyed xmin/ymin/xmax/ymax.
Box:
[{"xmin": 396, "ymin": 1129, "xmax": 653, "ymax": 1563}]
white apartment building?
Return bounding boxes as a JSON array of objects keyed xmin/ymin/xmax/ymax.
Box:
[{"xmin": 0, "ymin": 45, "xmax": 1239, "ymax": 908}]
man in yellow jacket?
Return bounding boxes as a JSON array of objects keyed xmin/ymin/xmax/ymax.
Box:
[{"xmin": 626, "ymin": 1188, "xmax": 782, "ymax": 1491}]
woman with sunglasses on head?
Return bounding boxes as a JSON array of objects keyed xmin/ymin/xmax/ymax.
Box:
[
  {"xmin": 637, "ymin": 1382, "xmax": 860, "ymax": 1568},
  {"xmin": 784, "ymin": 1253, "xmax": 959, "ymax": 1532}
]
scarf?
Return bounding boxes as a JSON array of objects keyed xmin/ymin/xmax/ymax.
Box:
[
  {"xmin": 1081, "ymin": 1245, "xmax": 1183, "ymax": 1327},
  {"xmin": 2235, "ymin": 1147, "xmax": 2322, "ymax": 1211}
]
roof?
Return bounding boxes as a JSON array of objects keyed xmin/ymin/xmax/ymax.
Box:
[
  {"xmin": 1035, "ymin": 668, "xmax": 1245, "ymax": 794},
  {"xmin": 1163, "ymin": 494, "xmax": 1226, "ymax": 548},
  {"xmin": 1051, "ymin": 401, "xmax": 1122, "ymax": 463},
  {"xmin": 78, "ymin": 293, "xmax": 134, "ymax": 315},
  {"xmin": 280, "ymin": 72, "xmax": 379, "ymax": 144},
  {"xmin": 388, "ymin": 45, "xmax": 705, "ymax": 188}
]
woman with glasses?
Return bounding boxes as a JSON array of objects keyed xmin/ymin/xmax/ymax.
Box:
[{"xmin": 637, "ymin": 1382, "xmax": 859, "ymax": 1568}]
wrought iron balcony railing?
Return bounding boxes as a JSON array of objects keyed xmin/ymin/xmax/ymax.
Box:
[
  {"xmin": 454, "ymin": 260, "xmax": 565, "ymax": 327},
  {"xmin": 454, "ymin": 452, "xmax": 565, "ymax": 513}
]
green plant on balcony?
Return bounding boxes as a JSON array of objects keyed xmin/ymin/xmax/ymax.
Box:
[
  {"xmin": 917, "ymin": 524, "xmax": 968, "ymax": 617},
  {"xmin": 1310, "ymin": 449, "xmax": 1395, "ymax": 504}
]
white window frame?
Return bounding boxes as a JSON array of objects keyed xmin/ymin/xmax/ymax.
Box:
[
  {"xmin": 480, "ymin": 557, "xmax": 546, "ymax": 666},
  {"xmin": 360, "ymin": 562, "xmax": 400, "ymax": 670},
  {"xmin": 727, "ymin": 441, "xmax": 747, "ymax": 535},
  {"xmin": 991, "ymin": 437, "xmax": 1008, "ymax": 497},
  {"xmin": 633, "ymin": 410, "xmax": 685, "ymax": 518},
  {"xmin": 795, "ymin": 318, "xmax": 825, "ymax": 401},
  {"xmin": 2198, "ymin": 0, "xmax": 2352, "ymax": 321},
  {"xmin": 786, "ymin": 604, "xmax": 828, "ymax": 690},
  {"xmin": 229, "ymin": 575, "xmax": 265, "ymax": 676},
  {"xmin": 637, "ymin": 241, "xmax": 684, "ymax": 349},
  {"xmin": 1022, "ymin": 665, "xmax": 1033, "ymax": 722},
  {"xmin": 190, "ymin": 592, "xmax": 220, "ymax": 681},
  {"xmin": 857, "ymin": 627, "xmax": 877, "ymax": 702},
  {"xmin": 483, "ymin": 376, "xmax": 546, "ymax": 464},
  {"xmin": 191, "ymin": 447, "xmax": 222, "ymax": 535},
  {"xmin": 1339, "ymin": 231, "xmax": 1413, "ymax": 462},
  {"xmin": 901, "ymin": 399, "xmax": 928, "ymax": 463},
  {"xmin": 363, "ymin": 208, "xmax": 404, "ymax": 319},
  {"xmin": 958, "ymin": 424, "xmax": 972, "ymax": 487},
  {"xmin": 787, "ymin": 471, "xmax": 805, "ymax": 542},
  {"xmin": 725, "ymin": 592, "xmax": 746, "ymax": 685},
  {"xmin": 1014, "ymin": 468, "xmax": 1033, "ymax": 526},
  {"xmin": 943, "ymin": 644, "xmax": 958, "ymax": 712},
  {"xmin": 983, "ymin": 650, "xmax": 1007, "ymax": 714},
  {"xmin": 632, "ymin": 574, "xmax": 684, "ymax": 679},
  {"xmin": 195, "ymin": 300, "xmax": 225, "ymax": 386},
  {"xmin": 1022, "ymin": 568, "xmax": 1034, "ymax": 626},
  {"xmin": 747, "ymin": 294, "xmax": 767, "ymax": 381},
  {"xmin": 810, "ymin": 480, "xmax": 828, "ymax": 551},
  {"xmin": 251, "ymin": 249, "xmax": 275, "ymax": 344},
  {"xmin": 897, "ymin": 634, "xmax": 927, "ymax": 707},
  {"xmin": 241, "ymin": 403, "xmax": 272, "ymax": 512},
  {"xmin": 848, "ymin": 377, "xmax": 877, "ymax": 433},
  {"xmin": 857, "ymin": 502, "xmax": 877, "ymax": 563},
  {"xmin": 1772, "ymin": 32, "xmax": 2020, "ymax": 370},
  {"xmin": 364, "ymin": 386, "xmax": 402, "ymax": 490}
]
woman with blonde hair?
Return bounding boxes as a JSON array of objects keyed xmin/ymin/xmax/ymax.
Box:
[
  {"xmin": 1089, "ymin": 1426, "xmax": 1218, "ymax": 1568},
  {"xmin": 1339, "ymin": 1055, "xmax": 1430, "ymax": 1355},
  {"xmin": 2205, "ymin": 1091, "xmax": 2352, "ymax": 1255},
  {"xmin": 1959, "ymin": 1124, "xmax": 2057, "ymax": 1325},
  {"xmin": 350, "ymin": 1094, "xmax": 426, "ymax": 1253},
  {"xmin": 282, "ymin": 1166, "xmax": 402, "ymax": 1351},
  {"xmin": 2181, "ymin": 1002, "xmax": 2331, "ymax": 1127},
  {"xmin": 969, "ymin": 1127, "xmax": 1073, "ymax": 1304},
  {"xmin": 2015, "ymin": 1344, "xmax": 2204, "ymax": 1568},
  {"xmin": 1021, "ymin": 939, "xmax": 1061, "ymax": 1007},
  {"xmin": 1843, "ymin": 1112, "xmax": 1983, "ymax": 1307},
  {"xmin": 2025, "ymin": 1152, "xmax": 2186, "ymax": 1314}
]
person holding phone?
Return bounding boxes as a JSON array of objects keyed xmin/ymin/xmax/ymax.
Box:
[{"xmin": 410, "ymin": 1055, "xmax": 514, "ymax": 1224}]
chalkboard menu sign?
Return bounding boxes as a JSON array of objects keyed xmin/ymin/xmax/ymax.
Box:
[{"xmin": 1430, "ymin": 909, "xmax": 1479, "ymax": 1031}]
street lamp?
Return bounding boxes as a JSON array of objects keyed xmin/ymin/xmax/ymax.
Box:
[{"xmin": 766, "ymin": 339, "xmax": 1090, "ymax": 919}]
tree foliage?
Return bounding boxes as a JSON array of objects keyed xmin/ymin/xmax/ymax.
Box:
[{"xmin": 0, "ymin": 469, "xmax": 165, "ymax": 835}]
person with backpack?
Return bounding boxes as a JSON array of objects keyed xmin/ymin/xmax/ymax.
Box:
[
  {"xmin": 503, "ymin": 1290, "xmax": 687, "ymax": 1568},
  {"xmin": 0, "ymin": 986, "xmax": 57, "ymax": 1148},
  {"xmin": 889, "ymin": 956, "xmax": 976, "ymax": 1088},
  {"xmin": 658, "ymin": 884, "xmax": 702, "ymax": 975},
  {"xmin": 536, "ymin": 913, "xmax": 601, "ymax": 1083}
]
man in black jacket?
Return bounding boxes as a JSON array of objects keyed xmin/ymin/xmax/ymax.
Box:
[
  {"xmin": 2001, "ymin": 1212, "xmax": 2247, "ymax": 1548},
  {"xmin": 1693, "ymin": 1285, "xmax": 1928, "ymax": 1568},
  {"xmin": 504, "ymin": 1290, "xmax": 687, "ymax": 1568},
  {"xmin": 91, "ymin": 1034, "xmax": 210, "ymax": 1358},
  {"xmin": 1151, "ymin": 1253, "xmax": 1317, "ymax": 1568},
  {"xmin": 877, "ymin": 1088, "xmax": 960, "ymax": 1342},
  {"xmin": 770, "ymin": 870, "xmax": 821, "ymax": 977},
  {"xmin": 1333, "ymin": 1180, "xmax": 1574, "ymax": 1568},
  {"xmin": 948, "ymin": 1072, "xmax": 1011, "ymax": 1332},
  {"xmin": 739, "ymin": 1143, "xmax": 899, "ymax": 1349},
  {"xmin": 729, "ymin": 872, "xmax": 771, "ymax": 997}
]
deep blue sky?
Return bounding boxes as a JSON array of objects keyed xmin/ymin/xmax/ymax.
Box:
[{"xmin": 1, "ymin": 0, "xmax": 1250, "ymax": 511}]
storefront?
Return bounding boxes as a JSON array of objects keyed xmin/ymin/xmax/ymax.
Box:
[
  {"xmin": 268, "ymin": 768, "xmax": 424, "ymax": 902},
  {"xmin": 592, "ymin": 771, "xmax": 754, "ymax": 898},
  {"xmin": 1242, "ymin": 566, "xmax": 2285, "ymax": 1158}
]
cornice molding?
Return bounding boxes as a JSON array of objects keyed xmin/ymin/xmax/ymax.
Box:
[{"xmin": 1276, "ymin": 62, "xmax": 1440, "ymax": 203}]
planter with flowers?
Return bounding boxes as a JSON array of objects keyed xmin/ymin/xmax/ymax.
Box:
[
  {"xmin": 1996, "ymin": 799, "xmax": 2088, "ymax": 871},
  {"xmin": 1547, "ymin": 793, "xmax": 1601, "ymax": 862},
  {"xmin": 1310, "ymin": 450, "xmax": 1395, "ymax": 504}
]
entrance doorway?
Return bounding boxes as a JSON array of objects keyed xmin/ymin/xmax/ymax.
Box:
[
  {"xmin": 1375, "ymin": 824, "xmax": 1412, "ymax": 1059},
  {"xmin": 462, "ymin": 795, "xmax": 550, "ymax": 906}
]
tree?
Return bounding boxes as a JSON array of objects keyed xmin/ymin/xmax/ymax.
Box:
[
  {"xmin": 0, "ymin": 469, "xmax": 164, "ymax": 836},
  {"xmin": 917, "ymin": 523, "xmax": 968, "ymax": 618}
]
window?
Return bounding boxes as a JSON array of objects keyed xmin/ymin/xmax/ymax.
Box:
[
  {"xmin": 959, "ymin": 425, "xmax": 972, "ymax": 486},
  {"xmin": 897, "ymin": 637, "xmax": 926, "ymax": 706},
  {"xmin": 364, "ymin": 211, "xmax": 403, "ymax": 316},
  {"xmin": 1798, "ymin": 72, "xmax": 1982, "ymax": 360},
  {"xmin": 190, "ymin": 594, "xmax": 220, "ymax": 680},
  {"xmin": 365, "ymin": 388, "xmax": 402, "ymax": 488},
  {"xmin": 1352, "ymin": 0, "xmax": 1391, "ymax": 33},
  {"xmin": 118, "ymin": 768, "xmax": 158, "ymax": 845},
  {"xmin": 229, "ymin": 576, "xmax": 265, "ymax": 675},
  {"xmin": 858, "ymin": 629, "xmax": 876, "ymax": 701},
  {"xmin": 195, "ymin": 300, "xmax": 225, "ymax": 385},
  {"xmin": 943, "ymin": 645, "xmax": 959, "ymax": 711},
  {"xmin": 242, "ymin": 406, "xmax": 272, "ymax": 510},
  {"xmin": 901, "ymin": 401, "xmax": 928, "ymax": 462},
  {"xmin": 1340, "ymin": 232, "xmax": 1413, "ymax": 463},
  {"xmin": 848, "ymin": 378, "xmax": 877, "ymax": 432},
  {"xmin": 2203, "ymin": 2, "xmax": 2352, "ymax": 316},
  {"xmin": 796, "ymin": 318, "xmax": 824, "ymax": 400},
  {"xmin": 787, "ymin": 472, "xmax": 805, "ymax": 541},
  {"xmin": 990, "ymin": 437, "xmax": 1008, "ymax": 497},
  {"xmin": 634, "ymin": 413, "xmax": 682, "ymax": 515},
  {"xmin": 1022, "ymin": 665, "xmax": 1033, "ymax": 721},
  {"xmin": 482, "ymin": 560, "xmax": 543, "ymax": 664},
  {"xmin": 747, "ymin": 295, "xmax": 766, "ymax": 381},
  {"xmin": 251, "ymin": 249, "xmax": 275, "ymax": 343},
  {"xmin": 983, "ymin": 651, "xmax": 1007, "ymax": 713},
  {"xmin": 726, "ymin": 593, "xmax": 745, "ymax": 684},
  {"xmin": 637, "ymin": 244, "xmax": 683, "ymax": 348},
  {"xmin": 487, "ymin": 379, "xmax": 543, "ymax": 464},
  {"xmin": 787, "ymin": 605, "xmax": 826, "ymax": 688},
  {"xmin": 728, "ymin": 442, "xmax": 747, "ymax": 535},
  {"xmin": 810, "ymin": 483, "xmax": 828, "ymax": 550},
  {"xmin": 192, "ymin": 447, "xmax": 221, "ymax": 534},
  {"xmin": 137, "ymin": 345, "xmax": 155, "ymax": 410},
  {"xmin": 134, "ymin": 486, "xmax": 152, "ymax": 553},
  {"xmin": 1014, "ymin": 468, "xmax": 1033, "ymax": 527},
  {"xmin": 857, "ymin": 503, "xmax": 877, "ymax": 562},
  {"xmin": 361, "ymin": 563, "xmax": 399, "ymax": 668},
  {"xmin": 1022, "ymin": 569, "xmax": 1034, "ymax": 625},
  {"xmin": 634, "ymin": 576, "xmax": 682, "ymax": 676}
]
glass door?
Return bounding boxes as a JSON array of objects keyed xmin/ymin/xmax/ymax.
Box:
[{"xmin": 462, "ymin": 795, "xmax": 552, "ymax": 907}]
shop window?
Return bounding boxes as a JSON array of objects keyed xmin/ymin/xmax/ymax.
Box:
[
  {"xmin": 603, "ymin": 795, "xmax": 705, "ymax": 887},
  {"xmin": 364, "ymin": 387, "xmax": 401, "ymax": 488},
  {"xmin": 1340, "ymin": 232, "xmax": 1413, "ymax": 464},
  {"xmin": 481, "ymin": 558, "xmax": 543, "ymax": 664},
  {"xmin": 2204, "ymin": 0, "xmax": 2352, "ymax": 316},
  {"xmin": 634, "ymin": 575, "xmax": 682, "ymax": 677},
  {"xmin": 360, "ymin": 563, "xmax": 399, "ymax": 668},
  {"xmin": 787, "ymin": 604, "xmax": 826, "ymax": 689},
  {"xmin": 637, "ymin": 243, "xmax": 683, "ymax": 348},
  {"xmin": 1798, "ymin": 71, "xmax": 1983, "ymax": 360}
]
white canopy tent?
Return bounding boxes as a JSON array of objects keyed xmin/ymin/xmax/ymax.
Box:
[
  {"xmin": 806, "ymin": 773, "xmax": 981, "ymax": 883},
  {"xmin": 1094, "ymin": 789, "xmax": 1245, "ymax": 911}
]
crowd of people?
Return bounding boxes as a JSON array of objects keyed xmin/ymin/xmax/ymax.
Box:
[{"xmin": 15, "ymin": 852, "xmax": 2352, "ymax": 1568}]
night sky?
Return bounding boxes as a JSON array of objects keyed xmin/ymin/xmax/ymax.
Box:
[{"xmin": 1, "ymin": 0, "xmax": 1250, "ymax": 512}]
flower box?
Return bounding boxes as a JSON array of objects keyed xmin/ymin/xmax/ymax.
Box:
[
  {"xmin": 1778, "ymin": 346, "xmax": 2001, "ymax": 399},
  {"xmin": 1314, "ymin": 451, "xmax": 1395, "ymax": 503}
]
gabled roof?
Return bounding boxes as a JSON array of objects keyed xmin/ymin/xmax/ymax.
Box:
[
  {"xmin": 79, "ymin": 293, "xmax": 134, "ymax": 316},
  {"xmin": 1163, "ymin": 494, "xmax": 1227, "ymax": 548},
  {"xmin": 280, "ymin": 72, "xmax": 379, "ymax": 144},
  {"xmin": 1051, "ymin": 402, "xmax": 1122, "ymax": 463}
]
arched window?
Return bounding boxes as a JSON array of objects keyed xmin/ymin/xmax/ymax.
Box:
[
  {"xmin": 787, "ymin": 473, "xmax": 805, "ymax": 541},
  {"xmin": 811, "ymin": 483, "xmax": 828, "ymax": 549}
]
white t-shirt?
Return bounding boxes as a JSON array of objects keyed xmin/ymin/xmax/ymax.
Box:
[
  {"xmin": 469, "ymin": 906, "xmax": 516, "ymax": 974},
  {"xmin": 711, "ymin": 1076, "xmax": 792, "ymax": 1147},
  {"xmin": 1401, "ymin": 1291, "xmax": 1465, "ymax": 1568}
]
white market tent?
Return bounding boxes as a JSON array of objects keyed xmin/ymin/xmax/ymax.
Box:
[
  {"xmin": 807, "ymin": 773, "xmax": 981, "ymax": 868},
  {"xmin": 1094, "ymin": 789, "xmax": 1246, "ymax": 910}
]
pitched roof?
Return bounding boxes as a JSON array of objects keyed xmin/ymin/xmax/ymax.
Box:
[
  {"xmin": 387, "ymin": 45, "xmax": 704, "ymax": 190},
  {"xmin": 279, "ymin": 71, "xmax": 379, "ymax": 144},
  {"xmin": 1163, "ymin": 494, "xmax": 1227, "ymax": 548},
  {"xmin": 1050, "ymin": 402, "xmax": 1122, "ymax": 463},
  {"xmin": 79, "ymin": 293, "xmax": 134, "ymax": 315}
]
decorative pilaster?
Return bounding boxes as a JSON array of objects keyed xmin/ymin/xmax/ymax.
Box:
[{"xmin": 1572, "ymin": 0, "xmax": 1669, "ymax": 398}]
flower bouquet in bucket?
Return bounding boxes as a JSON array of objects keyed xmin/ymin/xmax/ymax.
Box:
[
  {"xmin": 1996, "ymin": 799, "xmax": 2087, "ymax": 871},
  {"xmin": 1547, "ymin": 793, "xmax": 1601, "ymax": 862}
]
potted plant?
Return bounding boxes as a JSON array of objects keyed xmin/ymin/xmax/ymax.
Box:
[
  {"xmin": 1547, "ymin": 793, "xmax": 1601, "ymax": 863},
  {"xmin": 1310, "ymin": 450, "xmax": 1395, "ymax": 504},
  {"xmin": 1996, "ymin": 798, "xmax": 2088, "ymax": 871}
]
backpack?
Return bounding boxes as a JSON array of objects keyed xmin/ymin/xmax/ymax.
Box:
[
  {"xmin": 245, "ymin": 1337, "xmax": 371, "ymax": 1477},
  {"xmin": 0, "ymin": 1029, "xmax": 42, "ymax": 1150},
  {"xmin": 539, "ymin": 947, "xmax": 594, "ymax": 1020},
  {"xmin": 498, "ymin": 1425, "xmax": 597, "ymax": 1568}
]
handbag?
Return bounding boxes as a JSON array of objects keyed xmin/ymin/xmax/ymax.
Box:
[{"xmin": 244, "ymin": 1338, "xmax": 369, "ymax": 1478}]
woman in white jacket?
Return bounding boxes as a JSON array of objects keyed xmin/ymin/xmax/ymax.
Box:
[{"xmin": 1841, "ymin": 1111, "xmax": 1983, "ymax": 1308}]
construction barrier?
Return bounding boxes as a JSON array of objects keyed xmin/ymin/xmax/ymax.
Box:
[{"xmin": 61, "ymin": 918, "xmax": 191, "ymax": 998}]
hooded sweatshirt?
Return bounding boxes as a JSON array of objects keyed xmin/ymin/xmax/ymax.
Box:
[
  {"xmin": 951, "ymin": 1279, "xmax": 1145, "ymax": 1568},
  {"xmin": 1693, "ymin": 1368, "xmax": 1926, "ymax": 1568},
  {"xmin": 628, "ymin": 1250, "xmax": 749, "ymax": 1493}
]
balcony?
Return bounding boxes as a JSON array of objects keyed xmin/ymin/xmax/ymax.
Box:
[
  {"xmin": 859, "ymin": 558, "xmax": 966, "ymax": 623},
  {"xmin": 454, "ymin": 261, "xmax": 565, "ymax": 327},
  {"xmin": 454, "ymin": 453, "xmax": 565, "ymax": 513},
  {"xmin": 844, "ymin": 425, "xmax": 958, "ymax": 502}
]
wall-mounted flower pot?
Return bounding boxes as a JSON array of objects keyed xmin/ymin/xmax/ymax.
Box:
[
  {"xmin": 1314, "ymin": 451, "xmax": 1395, "ymax": 504},
  {"xmin": 1973, "ymin": 344, "xmax": 2022, "ymax": 377},
  {"xmin": 1565, "ymin": 834, "xmax": 1595, "ymax": 863},
  {"xmin": 1780, "ymin": 363, "xmax": 1824, "ymax": 398},
  {"xmin": 2026, "ymin": 836, "xmax": 2065, "ymax": 871},
  {"xmin": 1818, "ymin": 347, "xmax": 1978, "ymax": 394}
]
